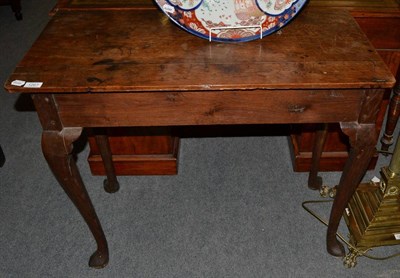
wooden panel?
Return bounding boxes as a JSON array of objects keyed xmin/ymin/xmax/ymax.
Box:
[
  {"xmin": 55, "ymin": 90, "xmax": 364, "ymax": 127},
  {"xmin": 88, "ymin": 132, "xmax": 179, "ymax": 175},
  {"xmin": 355, "ymin": 17, "xmax": 400, "ymax": 49},
  {"xmin": 88, "ymin": 155, "xmax": 178, "ymax": 175},
  {"xmin": 52, "ymin": 0, "xmax": 156, "ymax": 14},
  {"xmin": 87, "ymin": 127, "xmax": 179, "ymax": 175},
  {"xmin": 308, "ymin": 0, "xmax": 400, "ymax": 11},
  {"xmin": 379, "ymin": 51, "xmax": 400, "ymax": 77},
  {"xmin": 88, "ymin": 127, "xmax": 174, "ymax": 155},
  {"xmin": 68, "ymin": 0, "xmax": 153, "ymax": 6},
  {"xmin": 55, "ymin": 0, "xmax": 400, "ymax": 12}
]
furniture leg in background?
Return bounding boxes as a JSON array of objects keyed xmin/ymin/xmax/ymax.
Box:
[
  {"xmin": 87, "ymin": 128, "xmax": 179, "ymax": 176},
  {"xmin": 381, "ymin": 82, "xmax": 400, "ymax": 153},
  {"xmin": 94, "ymin": 130, "xmax": 120, "ymax": 193},
  {"xmin": 308, "ymin": 124, "xmax": 328, "ymax": 190},
  {"xmin": 0, "ymin": 145, "xmax": 5, "ymax": 167},
  {"xmin": 0, "ymin": 0, "xmax": 22, "ymax": 20}
]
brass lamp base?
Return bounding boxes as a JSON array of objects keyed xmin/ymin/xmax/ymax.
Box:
[{"xmin": 343, "ymin": 166, "xmax": 400, "ymax": 267}]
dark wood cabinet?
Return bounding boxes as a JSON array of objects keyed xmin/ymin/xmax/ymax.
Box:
[{"xmin": 87, "ymin": 127, "xmax": 179, "ymax": 175}]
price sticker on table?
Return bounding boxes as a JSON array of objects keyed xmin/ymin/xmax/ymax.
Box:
[
  {"xmin": 24, "ymin": 82, "xmax": 43, "ymax": 88},
  {"xmin": 11, "ymin": 80, "xmax": 26, "ymax": 86}
]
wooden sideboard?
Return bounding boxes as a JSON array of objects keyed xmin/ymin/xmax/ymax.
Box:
[{"xmin": 53, "ymin": 0, "xmax": 400, "ymax": 175}]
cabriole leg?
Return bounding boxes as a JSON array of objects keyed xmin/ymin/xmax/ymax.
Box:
[
  {"xmin": 381, "ymin": 83, "xmax": 400, "ymax": 154},
  {"xmin": 32, "ymin": 94, "xmax": 109, "ymax": 268},
  {"xmin": 326, "ymin": 123, "xmax": 377, "ymax": 257},
  {"xmin": 41, "ymin": 128, "xmax": 109, "ymax": 268}
]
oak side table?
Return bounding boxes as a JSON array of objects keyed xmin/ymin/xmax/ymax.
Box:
[{"xmin": 4, "ymin": 9, "xmax": 395, "ymax": 268}]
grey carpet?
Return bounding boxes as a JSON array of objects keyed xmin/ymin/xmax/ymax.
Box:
[{"xmin": 1, "ymin": 1, "xmax": 399, "ymax": 277}]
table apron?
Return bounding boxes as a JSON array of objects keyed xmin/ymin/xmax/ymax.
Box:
[{"xmin": 54, "ymin": 89, "xmax": 366, "ymax": 127}]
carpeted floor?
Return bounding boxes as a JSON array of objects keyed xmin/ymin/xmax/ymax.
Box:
[{"xmin": 1, "ymin": 1, "xmax": 399, "ymax": 277}]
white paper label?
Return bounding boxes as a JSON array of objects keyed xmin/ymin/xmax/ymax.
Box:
[
  {"xmin": 11, "ymin": 80, "xmax": 26, "ymax": 86},
  {"xmin": 24, "ymin": 82, "xmax": 43, "ymax": 88},
  {"xmin": 394, "ymin": 233, "xmax": 400, "ymax": 240},
  {"xmin": 163, "ymin": 4, "xmax": 175, "ymax": 13},
  {"xmin": 371, "ymin": 176, "xmax": 381, "ymax": 183}
]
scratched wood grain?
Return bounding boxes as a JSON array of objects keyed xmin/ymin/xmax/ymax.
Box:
[
  {"xmin": 54, "ymin": 0, "xmax": 156, "ymax": 9},
  {"xmin": 5, "ymin": 10, "xmax": 395, "ymax": 93}
]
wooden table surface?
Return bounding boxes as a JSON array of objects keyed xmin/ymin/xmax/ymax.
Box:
[
  {"xmin": 4, "ymin": 9, "xmax": 395, "ymax": 268},
  {"xmin": 49, "ymin": 0, "xmax": 400, "ymax": 174},
  {"xmin": 7, "ymin": 10, "xmax": 393, "ymax": 93}
]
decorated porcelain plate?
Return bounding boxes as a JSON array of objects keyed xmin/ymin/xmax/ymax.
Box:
[{"xmin": 154, "ymin": 0, "xmax": 308, "ymax": 42}]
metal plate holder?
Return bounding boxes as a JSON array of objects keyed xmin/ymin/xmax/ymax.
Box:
[{"xmin": 208, "ymin": 25, "xmax": 263, "ymax": 42}]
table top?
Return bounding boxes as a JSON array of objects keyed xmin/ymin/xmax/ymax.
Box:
[
  {"xmin": 52, "ymin": 0, "xmax": 400, "ymax": 13},
  {"xmin": 310, "ymin": 0, "xmax": 400, "ymax": 12},
  {"xmin": 52, "ymin": 0, "xmax": 156, "ymax": 12},
  {"xmin": 5, "ymin": 9, "xmax": 395, "ymax": 93}
]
